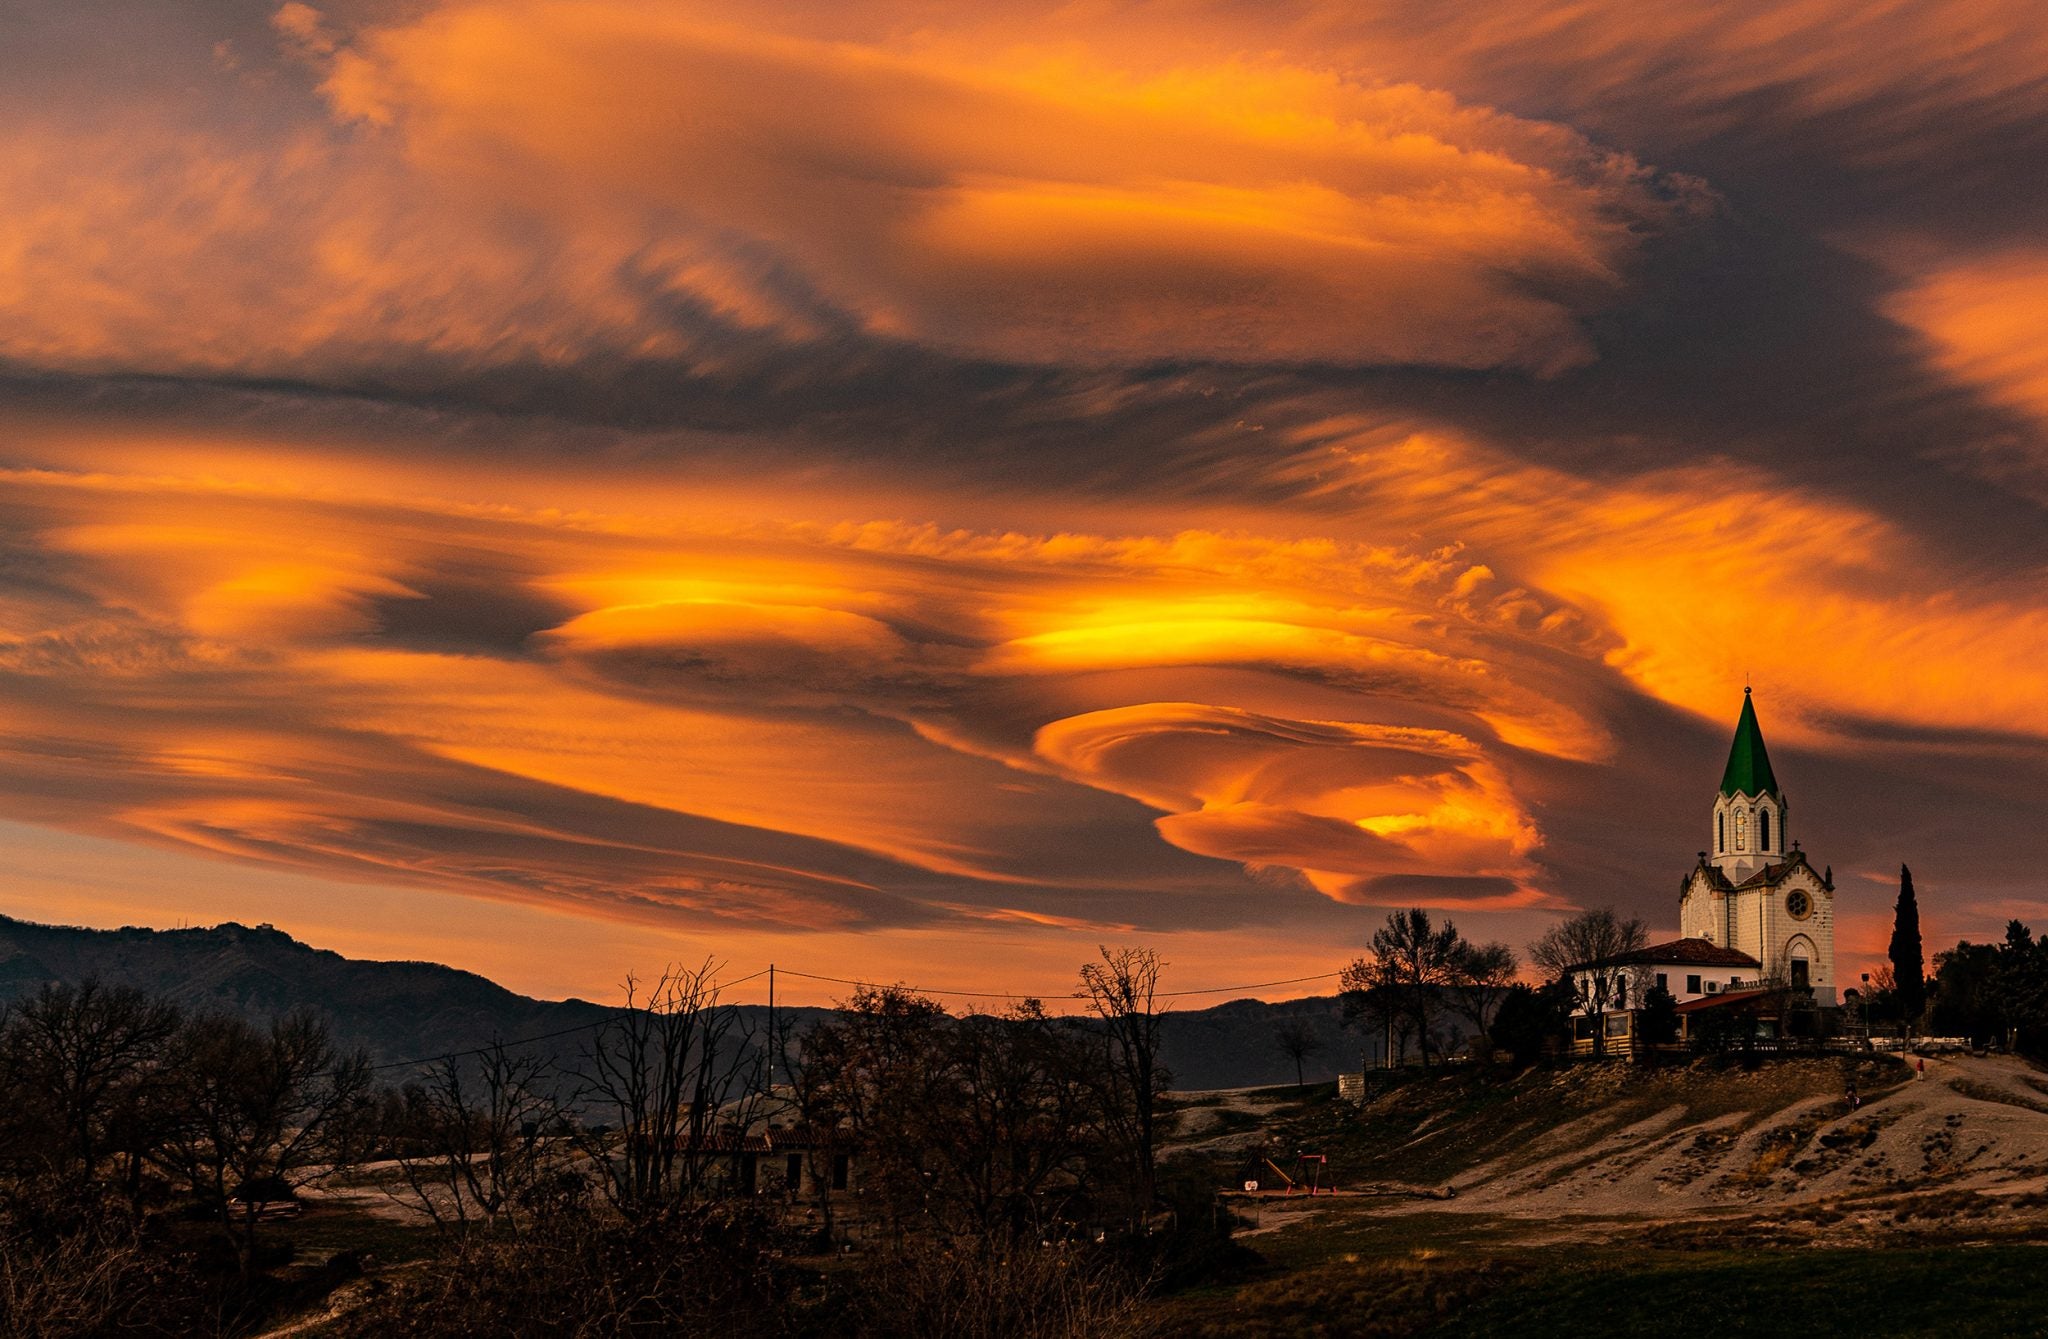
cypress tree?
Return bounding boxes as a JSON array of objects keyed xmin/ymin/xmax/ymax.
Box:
[{"xmin": 1889, "ymin": 863, "xmax": 1926, "ymax": 1026}]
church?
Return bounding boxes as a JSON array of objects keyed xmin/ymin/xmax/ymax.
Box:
[
  {"xmin": 1566, "ymin": 690, "xmax": 1837, "ymax": 1044},
  {"xmin": 1678, "ymin": 689, "xmax": 1836, "ymax": 1005}
]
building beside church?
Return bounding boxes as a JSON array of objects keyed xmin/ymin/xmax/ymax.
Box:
[{"xmin": 1566, "ymin": 691, "xmax": 1838, "ymax": 1051}]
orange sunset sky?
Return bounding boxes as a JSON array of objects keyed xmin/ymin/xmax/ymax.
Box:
[{"xmin": 4, "ymin": 0, "xmax": 2048, "ymax": 1006}]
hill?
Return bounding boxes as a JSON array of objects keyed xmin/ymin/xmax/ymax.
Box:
[
  {"xmin": 1170, "ymin": 1048, "xmax": 2048, "ymax": 1237},
  {"xmin": 1157, "ymin": 1051, "xmax": 2048, "ymax": 1335},
  {"xmin": 0, "ymin": 914, "xmax": 1356, "ymax": 1089}
]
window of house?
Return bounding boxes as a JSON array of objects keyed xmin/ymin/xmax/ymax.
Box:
[
  {"xmin": 1605, "ymin": 1013, "xmax": 1631, "ymax": 1038},
  {"xmin": 786, "ymin": 1153, "xmax": 803, "ymax": 1188},
  {"xmin": 1656, "ymin": 972, "xmax": 1668, "ymax": 991},
  {"xmin": 1686, "ymin": 974, "xmax": 1701, "ymax": 994},
  {"xmin": 832, "ymin": 1153, "xmax": 850, "ymax": 1191}
]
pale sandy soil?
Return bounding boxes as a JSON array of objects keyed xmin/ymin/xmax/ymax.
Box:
[
  {"xmin": 1451, "ymin": 1052, "xmax": 2048, "ymax": 1219},
  {"xmin": 1181, "ymin": 1054, "xmax": 2048, "ymax": 1245}
]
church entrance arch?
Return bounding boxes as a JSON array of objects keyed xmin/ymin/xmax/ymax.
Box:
[{"xmin": 1785, "ymin": 933, "xmax": 1817, "ymax": 990}]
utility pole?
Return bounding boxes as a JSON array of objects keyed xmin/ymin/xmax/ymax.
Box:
[{"xmin": 767, "ymin": 963, "xmax": 777, "ymax": 1090}]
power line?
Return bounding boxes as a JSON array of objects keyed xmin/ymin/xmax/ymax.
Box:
[
  {"xmin": 768, "ymin": 966, "xmax": 1343, "ymax": 1003},
  {"xmin": 1161, "ymin": 972, "xmax": 1342, "ymax": 998},
  {"xmin": 774, "ymin": 967, "xmax": 1065, "ymax": 1001}
]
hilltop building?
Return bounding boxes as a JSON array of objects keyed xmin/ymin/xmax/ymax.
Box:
[
  {"xmin": 1565, "ymin": 691, "xmax": 1838, "ymax": 1051},
  {"xmin": 1679, "ymin": 689, "xmax": 1836, "ymax": 1005}
]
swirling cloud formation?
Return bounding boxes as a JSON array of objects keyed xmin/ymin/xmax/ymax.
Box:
[{"xmin": 1, "ymin": 0, "xmax": 2046, "ymax": 996}]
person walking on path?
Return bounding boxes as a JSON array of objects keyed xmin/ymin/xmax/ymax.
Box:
[{"xmin": 1917, "ymin": 1056, "xmax": 1926, "ymax": 1079}]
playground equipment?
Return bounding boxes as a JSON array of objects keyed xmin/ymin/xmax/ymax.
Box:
[{"xmin": 1236, "ymin": 1150, "xmax": 1330, "ymax": 1195}]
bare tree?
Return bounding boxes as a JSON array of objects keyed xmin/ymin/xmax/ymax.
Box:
[
  {"xmin": 1077, "ymin": 946, "xmax": 1171, "ymax": 1225},
  {"xmin": 0, "ymin": 981, "xmax": 181, "ymax": 1190},
  {"xmin": 1448, "ymin": 942, "xmax": 1520, "ymax": 1060},
  {"xmin": 391, "ymin": 1042, "xmax": 568, "ymax": 1237},
  {"xmin": 1528, "ymin": 909, "xmax": 1647, "ymax": 1056},
  {"xmin": 1338, "ymin": 979, "xmax": 1414, "ymax": 1069},
  {"xmin": 575, "ymin": 963, "xmax": 765, "ymax": 1214},
  {"xmin": 1272, "ymin": 1018, "xmax": 1323, "ymax": 1089},
  {"xmin": 158, "ymin": 1010, "xmax": 373, "ymax": 1270},
  {"xmin": 792, "ymin": 985, "xmax": 949, "ymax": 1238},
  {"xmin": 922, "ymin": 1002, "xmax": 1097, "ymax": 1241}
]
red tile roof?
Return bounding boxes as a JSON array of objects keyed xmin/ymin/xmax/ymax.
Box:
[
  {"xmin": 1570, "ymin": 937, "xmax": 1760, "ymax": 971},
  {"xmin": 1636, "ymin": 937, "xmax": 1762, "ymax": 967},
  {"xmin": 1675, "ymin": 989, "xmax": 1773, "ymax": 1014}
]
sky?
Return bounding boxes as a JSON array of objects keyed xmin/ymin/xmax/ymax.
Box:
[{"xmin": 3, "ymin": 0, "xmax": 2047, "ymax": 1006}]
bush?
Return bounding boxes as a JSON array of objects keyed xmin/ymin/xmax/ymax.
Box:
[
  {"xmin": 853, "ymin": 1237, "xmax": 1154, "ymax": 1339},
  {"xmin": 0, "ymin": 1178, "xmax": 206, "ymax": 1339},
  {"xmin": 327, "ymin": 1198, "xmax": 793, "ymax": 1338}
]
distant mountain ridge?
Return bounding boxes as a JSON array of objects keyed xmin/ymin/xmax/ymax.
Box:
[{"xmin": 0, "ymin": 914, "xmax": 1360, "ymax": 1089}]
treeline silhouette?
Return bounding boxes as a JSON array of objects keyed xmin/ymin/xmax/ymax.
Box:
[{"xmin": 0, "ymin": 947, "xmax": 1247, "ymax": 1337}]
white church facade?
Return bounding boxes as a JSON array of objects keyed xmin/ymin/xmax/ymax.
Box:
[
  {"xmin": 1566, "ymin": 690, "xmax": 1838, "ymax": 1039},
  {"xmin": 1677, "ymin": 689, "xmax": 1837, "ymax": 1005}
]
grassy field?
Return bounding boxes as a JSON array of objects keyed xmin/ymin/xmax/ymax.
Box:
[
  {"xmin": 1438, "ymin": 1246, "xmax": 2048, "ymax": 1338},
  {"xmin": 1156, "ymin": 1243, "xmax": 2048, "ymax": 1337}
]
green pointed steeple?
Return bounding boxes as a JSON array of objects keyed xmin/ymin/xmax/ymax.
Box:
[{"xmin": 1719, "ymin": 688, "xmax": 1780, "ymax": 798}]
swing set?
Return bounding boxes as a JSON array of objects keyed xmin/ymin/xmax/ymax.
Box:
[{"xmin": 1238, "ymin": 1150, "xmax": 1330, "ymax": 1195}]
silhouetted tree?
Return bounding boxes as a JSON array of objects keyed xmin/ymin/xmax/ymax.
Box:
[
  {"xmin": 794, "ymin": 985, "xmax": 949, "ymax": 1236},
  {"xmin": 1528, "ymin": 909, "xmax": 1647, "ymax": 1056},
  {"xmin": 158, "ymin": 1010, "xmax": 373, "ymax": 1270},
  {"xmin": 1993, "ymin": 920, "xmax": 2048, "ymax": 1055},
  {"xmin": 1341, "ymin": 909, "xmax": 1466, "ymax": 1069},
  {"xmin": 575, "ymin": 963, "xmax": 763, "ymax": 1214},
  {"xmin": 798, "ymin": 989, "xmax": 1103, "ymax": 1242},
  {"xmin": 1078, "ymin": 946, "xmax": 1171, "ymax": 1223},
  {"xmin": 1448, "ymin": 942, "xmax": 1520, "ymax": 1059},
  {"xmin": 921, "ymin": 1002, "xmax": 1097, "ymax": 1239},
  {"xmin": 1490, "ymin": 981, "xmax": 1573, "ymax": 1066},
  {"xmin": 1637, "ymin": 985, "xmax": 1681, "ymax": 1050},
  {"xmin": 1338, "ymin": 981, "xmax": 1412, "ymax": 1068},
  {"xmin": 1889, "ymin": 864, "xmax": 1926, "ymax": 1030},
  {"xmin": 0, "ymin": 980, "xmax": 181, "ymax": 1188},
  {"xmin": 1272, "ymin": 1018, "xmax": 1322, "ymax": 1089},
  {"xmin": 1929, "ymin": 941, "xmax": 2000, "ymax": 1044},
  {"xmin": 391, "ymin": 1042, "xmax": 569, "ymax": 1237}
]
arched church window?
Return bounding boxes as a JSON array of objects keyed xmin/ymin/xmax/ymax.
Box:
[
  {"xmin": 1717, "ymin": 813, "xmax": 1725, "ymax": 852},
  {"xmin": 1734, "ymin": 809, "xmax": 1747, "ymax": 851},
  {"xmin": 1759, "ymin": 808, "xmax": 1771, "ymax": 851}
]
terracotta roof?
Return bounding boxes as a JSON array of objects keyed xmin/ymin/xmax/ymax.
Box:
[
  {"xmin": 1675, "ymin": 989, "xmax": 1772, "ymax": 1014},
  {"xmin": 1570, "ymin": 937, "xmax": 1760, "ymax": 971},
  {"xmin": 1639, "ymin": 937, "xmax": 1761, "ymax": 967}
]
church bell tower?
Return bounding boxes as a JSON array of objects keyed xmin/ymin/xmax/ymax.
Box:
[
  {"xmin": 1680, "ymin": 689, "xmax": 1834, "ymax": 1003},
  {"xmin": 1711, "ymin": 688, "xmax": 1785, "ymax": 884}
]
